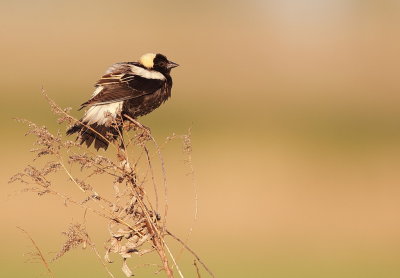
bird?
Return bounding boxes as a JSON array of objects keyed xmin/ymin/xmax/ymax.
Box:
[{"xmin": 66, "ymin": 53, "xmax": 178, "ymax": 150}]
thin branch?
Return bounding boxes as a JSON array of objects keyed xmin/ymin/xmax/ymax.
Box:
[
  {"xmin": 194, "ymin": 260, "xmax": 201, "ymax": 278},
  {"xmin": 150, "ymin": 136, "xmax": 169, "ymax": 230},
  {"xmin": 123, "ymin": 114, "xmax": 169, "ymax": 229},
  {"xmin": 17, "ymin": 226, "xmax": 54, "ymax": 278},
  {"xmin": 167, "ymin": 230, "xmax": 215, "ymax": 278},
  {"xmin": 88, "ymin": 236, "xmax": 116, "ymax": 278},
  {"xmin": 163, "ymin": 240, "xmax": 185, "ymax": 278},
  {"xmin": 59, "ymin": 159, "xmax": 85, "ymax": 192},
  {"xmin": 144, "ymin": 146, "xmax": 159, "ymax": 212},
  {"xmin": 171, "ymin": 130, "xmax": 199, "ymax": 263},
  {"xmin": 130, "ymin": 184, "xmax": 175, "ymax": 278}
]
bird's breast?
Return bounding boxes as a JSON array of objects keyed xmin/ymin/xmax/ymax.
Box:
[{"xmin": 123, "ymin": 89, "xmax": 170, "ymax": 118}]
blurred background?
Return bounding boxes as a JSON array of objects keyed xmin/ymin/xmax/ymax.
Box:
[{"xmin": 1, "ymin": 0, "xmax": 400, "ymax": 277}]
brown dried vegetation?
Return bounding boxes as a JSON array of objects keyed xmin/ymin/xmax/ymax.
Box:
[{"xmin": 10, "ymin": 91, "xmax": 214, "ymax": 278}]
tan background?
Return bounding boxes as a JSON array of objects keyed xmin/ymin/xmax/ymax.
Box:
[{"xmin": 1, "ymin": 0, "xmax": 400, "ymax": 277}]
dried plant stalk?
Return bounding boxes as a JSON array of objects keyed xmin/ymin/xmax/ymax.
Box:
[
  {"xmin": 10, "ymin": 91, "xmax": 214, "ymax": 278},
  {"xmin": 17, "ymin": 226, "xmax": 54, "ymax": 278}
]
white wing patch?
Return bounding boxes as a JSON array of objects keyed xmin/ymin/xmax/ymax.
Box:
[
  {"xmin": 83, "ymin": 87, "xmax": 123, "ymax": 125},
  {"xmin": 82, "ymin": 102, "xmax": 123, "ymax": 125},
  {"xmin": 130, "ymin": 65, "xmax": 166, "ymax": 80},
  {"xmin": 104, "ymin": 62, "xmax": 165, "ymax": 80}
]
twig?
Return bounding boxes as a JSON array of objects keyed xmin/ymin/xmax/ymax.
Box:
[
  {"xmin": 123, "ymin": 114, "xmax": 169, "ymax": 229},
  {"xmin": 144, "ymin": 146, "xmax": 159, "ymax": 212},
  {"xmin": 149, "ymin": 136, "xmax": 169, "ymax": 230},
  {"xmin": 163, "ymin": 240, "xmax": 185, "ymax": 278},
  {"xmin": 167, "ymin": 230, "xmax": 215, "ymax": 278},
  {"xmin": 88, "ymin": 236, "xmax": 116, "ymax": 278},
  {"xmin": 171, "ymin": 130, "xmax": 199, "ymax": 263},
  {"xmin": 59, "ymin": 159, "xmax": 85, "ymax": 192},
  {"xmin": 17, "ymin": 226, "xmax": 54, "ymax": 278},
  {"xmin": 130, "ymin": 184, "xmax": 175, "ymax": 278},
  {"xmin": 82, "ymin": 209, "xmax": 116, "ymax": 278},
  {"xmin": 194, "ymin": 260, "xmax": 201, "ymax": 278}
]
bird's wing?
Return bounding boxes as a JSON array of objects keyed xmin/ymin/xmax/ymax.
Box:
[{"xmin": 80, "ymin": 69, "xmax": 165, "ymax": 109}]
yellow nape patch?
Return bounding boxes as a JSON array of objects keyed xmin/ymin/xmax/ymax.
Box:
[{"xmin": 139, "ymin": 53, "xmax": 156, "ymax": 69}]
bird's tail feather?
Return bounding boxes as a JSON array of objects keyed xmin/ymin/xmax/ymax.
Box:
[{"xmin": 66, "ymin": 121, "xmax": 120, "ymax": 150}]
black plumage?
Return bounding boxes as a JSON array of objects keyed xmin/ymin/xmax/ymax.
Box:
[{"xmin": 67, "ymin": 53, "xmax": 178, "ymax": 150}]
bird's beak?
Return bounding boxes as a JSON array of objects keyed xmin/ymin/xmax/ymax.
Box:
[{"xmin": 167, "ymin": 61, "xmax": 179, "ymax": 69}]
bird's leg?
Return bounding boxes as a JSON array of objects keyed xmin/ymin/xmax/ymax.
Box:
[
  {"xmin": 132, "ymin": 119, "xmax": 148, "ymax": 130},
  {"xmin": 123, "ymin": 114, "xmax": 151, "ymax": 134}
]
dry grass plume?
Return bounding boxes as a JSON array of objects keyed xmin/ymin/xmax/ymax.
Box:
[{"xmin": 10, "ymin": 90, "xmax": 214, "ymax": 278}]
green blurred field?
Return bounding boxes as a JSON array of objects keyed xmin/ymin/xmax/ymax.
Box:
[{"xmin": 2, "ymin": 1, "xmax": 400, "ymax": 277}]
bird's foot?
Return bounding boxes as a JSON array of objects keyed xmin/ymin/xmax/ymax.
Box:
[
  {"xmin": 123, "ymin": 115, "xmax": 151, "ymax": 136},
  {"xmin": 132, "ymin": 119, "xmax": 151, "ymax": 134}
]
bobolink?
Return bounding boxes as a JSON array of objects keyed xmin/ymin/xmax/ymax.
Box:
[{"xmin": 67, "ymin": 53, "xmax": 178, "ymax": 150}]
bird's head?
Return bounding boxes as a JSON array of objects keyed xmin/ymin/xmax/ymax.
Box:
[{"xmin": 139, "ymin": 53, "xmax": 179, "ymax": 74}]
